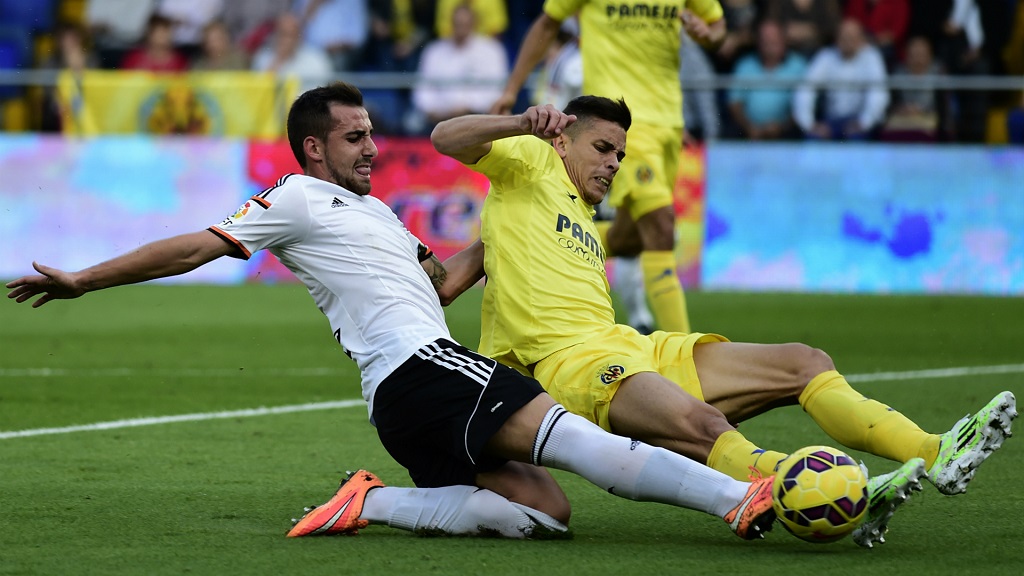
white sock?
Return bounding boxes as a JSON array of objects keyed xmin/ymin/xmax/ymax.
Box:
[
  {"xmin": 614, "ymin": 257, "xmax": 654, "ymax": 331},
  {"xmin": 360, "ymin": 485, "xmax": 567, "ymax": 538},
  {"xmin": 532, "ymin": 406, "xmax": 748, "ymax": 518}
]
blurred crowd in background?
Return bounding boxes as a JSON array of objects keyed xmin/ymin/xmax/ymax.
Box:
[{"xmin": 0, "ymin": 0, "xmax": 1022, "ymax": 142}]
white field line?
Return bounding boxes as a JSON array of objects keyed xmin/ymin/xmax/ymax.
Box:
[
  {"xmin": 844, "ymin": 363, "xmax": 1024, "ymax": 383},
  {"xmin": 1, "ymin": 363, "xmax": 1021, "ymax": 441},
  {"xmin": 0, "ymin": 400, "xmax": 364, "ymax": 440}
]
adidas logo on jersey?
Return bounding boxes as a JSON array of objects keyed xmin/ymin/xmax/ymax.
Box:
[{"xmin": 331, "ymin": 197, "xmax": 348, "ymax": 208}]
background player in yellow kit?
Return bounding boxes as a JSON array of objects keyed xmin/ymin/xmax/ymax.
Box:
[
  {"xmin": 432, "ymin": 98, "xmax": 1017, "ymax": 549},
  {"xmin": 492, "ymin": 0, "xmax": 727, "ymax": 334}
]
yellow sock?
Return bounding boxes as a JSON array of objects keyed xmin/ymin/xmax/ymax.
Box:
[
  {"xmin": 707, "ymin": 430, "xmax": 788, "ymax": 481},
  {"xmin": 640, "ymin": 250, "xmax": 690, "ymax": 333},
  {"xmin": 799, "ymin": 370, "xmax": 941, "ymax": 465}
]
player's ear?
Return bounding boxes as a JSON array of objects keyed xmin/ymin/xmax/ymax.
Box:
[
  {"xmin": 304, "ymin": 136, "xmax": 323, "ymax": 163},
  {"xmin": 552, "ymin": 133, "xmax": 569, "ymax": 159}
]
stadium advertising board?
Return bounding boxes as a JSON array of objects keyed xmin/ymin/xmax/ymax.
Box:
[
  {"xmin": 1, "ymin": 136, "xmax": 1019, "ymax": 295},
  {"xmin": 703, "ymin": 144, "xmax": 1024, "ymax": 295}
]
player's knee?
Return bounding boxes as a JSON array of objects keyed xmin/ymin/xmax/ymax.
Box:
[
  {"xmin": 636, "ymin": 208, "xmax": 676, "ymax": 251},
  {"xmin": 671, "ymin": 400, "xmax": 734, "ymax": 460},
  {"xmin": 540, "ymin": 491, "xmax": 572, "ymax": 525},
  {"xmin": 693, "ymin": 402, "xmax": 735, "ymax": 442},
  {"xmin": 606, "ymin": 226, "xmax": 643, "ymax": 256},
  {"xmin": 507, "ymin": 486, "xmax": 571, "ymax": 526},
  {"xmin": 493, "ymin": 466, "xmax": 572, "ymax": 525},
  {"xmin": 785, "ymin": 343, "xmax": 836, "ymax": 391}
]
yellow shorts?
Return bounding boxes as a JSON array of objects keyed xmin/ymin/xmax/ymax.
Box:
[
  {"xmin": 608, "ymin": 122, "xmax": 682, "ymax": 222},
  {"xmin": 532, "ymin": 324, "xmax": 728, "ymax": 431}
]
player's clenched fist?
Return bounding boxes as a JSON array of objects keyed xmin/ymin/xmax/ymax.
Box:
[{"xmin": 518, "ymin": 104, "xmax": 576, "ymax": 139}]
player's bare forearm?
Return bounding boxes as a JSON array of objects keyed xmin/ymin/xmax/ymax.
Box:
[
  {"xmin": 433, "ymin": 105, "xmax": 576, "ymax": 165},
  {"xmin": 492, "ymin": 13, "xmax": 562, "ymax": 114},
  {"xmin": 431, "ymin": 114, "xmax": 525, "ymax": 164},
  {"xmin": 76, "ymin": 231, "xmax": 231, "ymax": 291},
  {"xmin": 434, "ymin": 238, "xmax": 485, "ymax": 306},
  {"xmin": 420, "ymin": 252, "xmax": 449, "ymax": 295},
  {"xmin": 5, "ymin": 230, "xmax": 232, "ymax": 307}
]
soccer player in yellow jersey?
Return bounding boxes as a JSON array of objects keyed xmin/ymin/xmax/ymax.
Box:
[
  {"xmin": 432, "ymin": 97, "xmax": 1017, "ymax": 548},
  {"xmin": 492, "ymin": 1, "xmax": 727, "ymax": 334}
]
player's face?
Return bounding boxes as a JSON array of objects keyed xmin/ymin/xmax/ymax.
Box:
[
  {"xmin": 557, "ymin": 118, "xmax": 626, "ymax": 205},
  {"xmin": 322, "ymin": 103, "xmax": 378, "ymax": 195}
]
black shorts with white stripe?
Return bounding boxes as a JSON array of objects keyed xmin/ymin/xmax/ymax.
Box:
[{"xmin": 372, "ymin": 338, "xmax": 545, "ymax": 488}]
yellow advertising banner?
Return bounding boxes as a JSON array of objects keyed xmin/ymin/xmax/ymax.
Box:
[{"xmin": 57, "ymin": 71, "xmax": 298, "ymax": 137}]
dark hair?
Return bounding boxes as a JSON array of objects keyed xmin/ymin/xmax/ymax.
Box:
[
  {"xmin": 146, "ymin": 14, "xmax": 175, "ymax": 31},
  {"xmin": 563, "ymin": 95, "xmax": 631, "ymax": 134},
  {"xmin": 286, "ymin": 82, "xmax": 365, "ymax": 168}
]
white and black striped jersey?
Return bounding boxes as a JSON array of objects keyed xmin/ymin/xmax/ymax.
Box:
[{"xmin": 209, "ymin": 174, "xmax": 451, "ymax": 418}]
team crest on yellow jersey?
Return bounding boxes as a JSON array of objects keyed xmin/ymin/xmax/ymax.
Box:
[
  {"xmin": 599, "ymin": 364, "xmax": 626, "ymax": 385},
  {"xmin": 636, "ymin": 165, "xmax": 654, "ymax": 183}
]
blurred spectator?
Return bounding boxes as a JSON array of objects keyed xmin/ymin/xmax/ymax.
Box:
[
  {"xmin": 714, "ymin": 0, "xmax": 759, "ymax": 71},
  {"xmin": 1003, "ymin": 0, "xmax": 1024, "ymax": 76},
  {"xmin": 410, "ymin": 5, "xmax": 508, "ymax": 132},
  {"xmin": 680, "ymin": 32, "xmax": 720, "ymax": 143},
  {"xmin": 728, "ymin": 20, "xmax": 807, "ymax": 140},
  {"xmin": 505, "ymin": 0, "xmax": 545, "ymax": 64},
  {"xmin": 977, "ymin": 0, "xmax": 1016, "ymax": 76},
  {"xmin": 393, "ymin": 0, "xmax": 439, "ymax": 68},
  {"xmin": 767, "ymin": 0, "xmax": 842, "ymax": 58},
  {"xmin": 435, "ymin": 0, "xmax": 507, "ymax": 38},
  {"xmin": 252, "ymin": 12, "xmax": 333, "ymax": 92},
  {"xmin": 221, "ymin": 0, "xmax": 291, "ymax": 56},
  {"xmin": 881, "ymin": 36, "xmax": 950, "ymax": 141},
  {"xmin": 1008, "ymin": 87, "xmax": 1024, "ymax": 144},
  {"xmin": 121, "ymin": 15, "xmax": 189, "ymax": 72},
  {"xmin": 85, "ymin": 0, "xmax": 158, "ymax": 68},
  {"xmin": 191, "ymin": 20, "xmax": 247, "ymax": 70},
  {"xmin": 844, "ymin": 0, "xmax": 910, "ymax": 68},
  {"xmin": 363, "ymin": 0, "xmax": 437, "ymax": 72},
  {"xmin": 293, "ymin": 0, "xmax": 369, "ymax": 72},
  {"xmin": 41, "ymin": 24, "xmax": 99, "ymax": 132},
  {"xmin": 937, "ymin": 0, "xmax": 990, "ymax": 141},
  {"xmin": 793, "ymin": 18, "xmax": 890, "ymax": 140},
  {"xmin": 154, "ymin": 0, "xmax": 225, "ymax": 59}
]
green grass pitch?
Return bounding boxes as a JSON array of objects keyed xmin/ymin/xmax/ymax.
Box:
[{"xmin": 2, "ymin": 284, "xmax": 1022, "ymax": 575}]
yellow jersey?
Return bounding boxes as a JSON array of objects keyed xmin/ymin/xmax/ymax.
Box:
[
  {"xmin": 543, "ymin": 0, "xmax": 724, "ymax": 127},
  {"xmin": 469, "ymin": 136, "xmax": 616, "ymax": 372}
]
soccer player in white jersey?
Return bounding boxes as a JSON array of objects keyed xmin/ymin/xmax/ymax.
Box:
[{"xmin": 6, "ymin": 82, "xmax": 780, "ymax": 541}]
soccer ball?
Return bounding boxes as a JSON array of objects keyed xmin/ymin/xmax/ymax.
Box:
[{"xmin": 772, "ymin": 445, "xmax": 869, "ymax": 543}]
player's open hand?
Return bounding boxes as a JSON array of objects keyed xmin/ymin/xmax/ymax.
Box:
[
  {"xmin": 519, "ymin": 104, "xmax": 576, "ymax": 139},
  {"xmin": 5, "ymin": 262, "xmax": 85, "ymax": 308}
]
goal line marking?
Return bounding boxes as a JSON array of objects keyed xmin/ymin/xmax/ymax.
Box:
[{"xmin": 2, "ymin": 363, "xmax": 1021, "ymax": 440}]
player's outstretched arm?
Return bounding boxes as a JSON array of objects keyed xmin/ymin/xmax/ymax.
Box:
[
  {"xmin": 490, "ymin": 13, "xmax": 563, "ymax": 115},
  {"xmin": 431, "ymin": 104, "xmax": 577, "ymax": 164},
  {"xmin": 5, "ymin": 230, "xmax": 234, "ymax": 308},
  {"xmin": 433, "ymin": 238, "xmax": 485, "ymax": 306}
]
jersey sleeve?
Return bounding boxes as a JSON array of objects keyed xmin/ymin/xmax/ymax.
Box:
[
  {"xmin": 688, "ymin": 0, "xmax": 724, "ymax": 23},
  {"xmin": 208, "ymin": 180, "xmax": 310, "ymax": 259},
  {"xmin": 468, "ymin": 136, "xmax": 552, "ymax": 193},
  {"xmin": 543, "ymin": 0, "xmax": 585, "ymax": 21}
]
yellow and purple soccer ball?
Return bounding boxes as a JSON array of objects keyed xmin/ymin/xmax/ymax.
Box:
[{"xmin": 772, "ymin": 445, "xmax": 869, "ymax": 543}]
